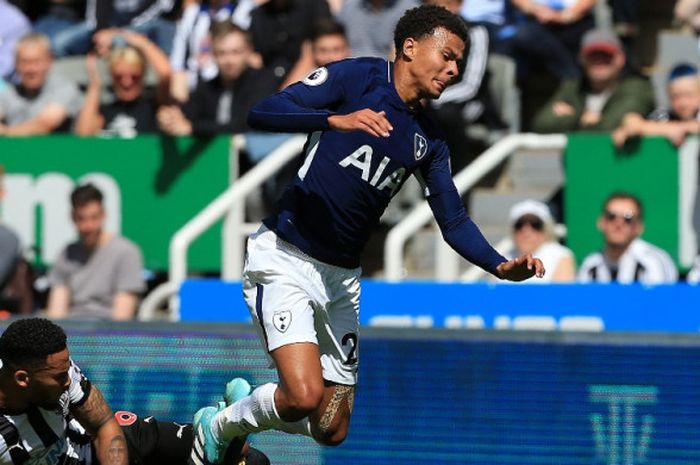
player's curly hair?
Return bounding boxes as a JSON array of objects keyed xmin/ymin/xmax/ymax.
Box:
[
  {"xmin": 0, "ymin": 318, "xmax": 67, "ymax": 371},
  {"xmin": 393, "ymin": 5, "xmax": 468, "ymax": 58}
]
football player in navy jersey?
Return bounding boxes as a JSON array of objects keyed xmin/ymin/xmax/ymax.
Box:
[{"xmin": 193, "ymin": 5, "xmax": 545, "ymax": 463}]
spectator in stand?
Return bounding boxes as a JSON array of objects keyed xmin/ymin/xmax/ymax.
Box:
[
  {"xmin": 0, "ymin": 165, "xmax": 21, "ymax": 292},
  {"xmin": 533, "ymin": 28, "xmax": 654, "ymax": 133},
  {"xmin": 282, "ymin": 18, "xmax": 351, "ymax": 89},
  {"xmin": 506, "ymin": 200, "xmax": 575, "ymax": 283},
  {"xmin": 248, "ymin": 0, "xmax": 332, "ymax": 87},
  {"xmin": 608, "ymin": 0, "xmax": 639, "ymax": 68},
  {"xmin": 613, "ymin": 63, "xmax": 700, "ymax": 147},
  {"xmin": 675, "ymin": 0, "xmax": 700, "ymax": 34},
  {"xmin": 0, "ymin": 164, "xmax": 33, "ymax": 315},
  {"xmin": 0, "ymin": 0, "xmax": 31, "ymax": 81},
  {"xmin": 75, "ymin": 29, "xmax": 171, "ymax": 138},
  {"xmin": 337, "ymin": 0, "xmax": 419, "ymax": 60},
  {"xmin": 157, "ymin": 21, "xmax": 277, "ymax": 136},
  {"xmin": 309, "ymin": 18, "xmax": 351, "ymax": 67},
  {"xmin": 427, "ymin": 0, "xmax": 507, "ymax": 171},
  {"xmin": 510, "ymin": 0, "xmax": 596, "ymax": 81},
  {"xmin": 169, "ymin": 0, "xmax": 258, "ymax": 102},
  {"xmin": 578, "ymin": 192, "xmax": 678, "ymax": 284},
  {"xmin": 32, "ymin": 0, "xmax": 87, "ymax": 54},
  {"xmin": 0, "ymin": 32, "xmax": 83, "ymax": 136},
  {"xmin": 45, "ymin": 0, "xmax": 178, "ymax": 57},
  {"xmin": 47, "ymin": 184, "xmax": 145, "ymax": 321},
  {"xmin": 460, "ymin": 0, "xmax": 514, "ymax": 55}
]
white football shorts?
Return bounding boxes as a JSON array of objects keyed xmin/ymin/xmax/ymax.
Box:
[{"xmin": 242, "ymin": 226, "xmax": 360, "ymax": 386}]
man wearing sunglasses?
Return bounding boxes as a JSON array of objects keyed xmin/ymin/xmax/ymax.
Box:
[{"xmin": 577, "ymin": 192, "xmax": 678, "ymax": 283}]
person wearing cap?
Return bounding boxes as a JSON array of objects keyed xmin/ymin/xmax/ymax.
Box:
[
  {"xmin": 532, "ymin": 27, "xmax": 654, "ymax": 133},
  {"xmin": 506, "ymin": 199, "xmax": 575, "ymax": 283},
  {"xmin": 577, "ymin": 192, "xmax": 678, "ymax": 284},
  {"xmin": 612, "ymin": 62, "xmax": 700, "ymax": 147}
]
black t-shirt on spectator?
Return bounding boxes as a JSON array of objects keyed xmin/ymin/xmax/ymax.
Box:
[
  {"xmin": 100, "ymin": 98, "xmax": 158, "ymax": 137},
  {"xmin": 182, "ymin": 67, "xmax": 278, "ymax": 136},
  {"xmin": 249, "ymin": 0, "xmax": 331, "ymax": 83}
]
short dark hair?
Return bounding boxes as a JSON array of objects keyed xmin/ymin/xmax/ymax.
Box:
[
  {"xmin": 0, "ymin": 318, "xmax": 67, "ymax": 371},
  {"xmin": 310, "ymin": 18, "xmax": 347, "ymax": 43},
  {"xmin": 210, "ymin": 20, "xmax": 251, "ymax": 46},
  {"xmin": 603, "ymin": 192, "xmax": 644, "ymax": 219},
  {"xmin": 70, "ymin": 183, "xmax": 103, "ymax": 209},
  {"xmin": 393, "ymin": 5, "xmax": 468, "ymax": 57}
]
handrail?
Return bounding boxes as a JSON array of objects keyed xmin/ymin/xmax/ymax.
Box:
[
  {"xmin": 383, "ymin": 133, "xmax": 567, "ymax": 281},
  {"xmin": 139, "ymin": 134, "xmax": 307, "ymax": 320}
]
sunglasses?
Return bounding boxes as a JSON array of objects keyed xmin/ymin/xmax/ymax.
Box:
[
  {"xmin": 514, "ymin": 217, "xmax": 544, "ymax": 231},
  {"xmin": 603, "ymin": 210, "xmax": 638, "ymax": 224}
]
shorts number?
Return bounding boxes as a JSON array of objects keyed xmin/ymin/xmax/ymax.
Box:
[{"xmin": 342, "ymin": 333, "xmax": 358, "ymax": 365}]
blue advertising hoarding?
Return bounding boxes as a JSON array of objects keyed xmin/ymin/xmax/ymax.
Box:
[
  {"xmin": 8, "ymin": 321, "xmax": 700, "ymax": 465},
  {"xmin": 179, "ymin": 280, "xmax": 700, "ymax": 332}
]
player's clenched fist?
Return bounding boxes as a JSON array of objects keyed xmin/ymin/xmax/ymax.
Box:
[
  {"xmin": 495, "ymin": 254, "xmax": 545, "ymax": 281},
  {"xmin": 328, "ymin": 109, "xmax": 393, "ymax": 138}
]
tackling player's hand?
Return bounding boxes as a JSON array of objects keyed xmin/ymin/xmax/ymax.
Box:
[
  {"xmin": 328, "ymin": 109, "xmax": 393, "ymax": 138},
  {"xmin": 495, "ymin": 254, "xmax": 545, "ymax": 282}
]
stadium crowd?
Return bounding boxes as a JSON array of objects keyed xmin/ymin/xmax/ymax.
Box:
[{"xmin": 1, "ymin": 0, "xmax": 700, "ymax": 319}]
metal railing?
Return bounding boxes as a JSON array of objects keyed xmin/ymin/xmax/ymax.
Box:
[
  {"xmin": 138, "ymin": 134, "xmax": 307, "ymax": 320},
  {"xmin": 383, "ymin": 133, "xmax": 567, "ymax": 281}
]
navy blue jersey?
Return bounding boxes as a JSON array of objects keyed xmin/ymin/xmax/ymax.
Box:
[{"xmin": 249, "ymin": 57, "xmax": 506, "ymax": 273}]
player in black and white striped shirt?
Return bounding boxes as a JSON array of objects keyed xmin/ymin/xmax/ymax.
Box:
[
  {"xmin": 577, "ymin": 192, "xmax": 678, "ymax": 284},
  {"xmin": 0, "ymin": 319, "xmax": 268, "ymax": 465}
]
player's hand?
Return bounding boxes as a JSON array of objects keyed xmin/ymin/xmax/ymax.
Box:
[
  {"xmin": 495, "ymin": 254, "xmax": 545, "ymax": 282},
  {"xmin": 328, "ymin": 109, "xmax": 393, "ymax": 138}
]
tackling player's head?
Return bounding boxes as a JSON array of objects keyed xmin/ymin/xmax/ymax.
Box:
[
  {"xmin": 0, "ymin": 318, "xmax": 71, "ymax": 409},
  {"xmin": 393, "ymin": 5, "xmax": 468, "ymax": 101}
]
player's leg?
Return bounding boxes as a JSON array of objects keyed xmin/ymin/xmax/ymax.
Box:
[
  {"xmin": 216, "ymin": 259, "xmax": 360, "ymax": 446},
  {"xmin": 115, "ymin": 408, "xmax": 270, "ymax": 465},
  {"xmin": 215, "ymin": 338, "xmax": 354, "ymax": 446},
  {"xmin": 305, "ymin": 267, "xmax": 360, "ymax": 445},
  {"xmin": 114, "ymin": 410, "xmax": 192, "ymax": 465}
]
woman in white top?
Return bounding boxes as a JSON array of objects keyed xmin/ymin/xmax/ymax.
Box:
[{"xmin": 507, "ymin": 199, "xmax": 576, "ymax": 283}]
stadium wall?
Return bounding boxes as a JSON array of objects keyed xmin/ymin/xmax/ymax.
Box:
[{"xmin": 8, "ymin": 320, "xmax": 700, "ymax": 465}]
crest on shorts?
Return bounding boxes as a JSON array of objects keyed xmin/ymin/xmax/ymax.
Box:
[
  {"xmin": 272, "ymin": 310, "xmax": 292, "ymax": 333},
  {"xmin": 414, "ymin": 133, "xmax": 428, "ymax": 160},
  {"xmin": 303, "ymin": 67, "xmax": 328, "ymax": 86}
]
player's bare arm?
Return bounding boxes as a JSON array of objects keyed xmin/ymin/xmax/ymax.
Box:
[
  {"xmin": 328, "ymin": 109, "xmax": 393, "ymax": 137},
  {"xmin": 496, "ymin": 254, "xmax": 546, "ymax": 281},
  {"xmin": 73, "ymin": 386, "xmax": 129, "ymax": 465}
]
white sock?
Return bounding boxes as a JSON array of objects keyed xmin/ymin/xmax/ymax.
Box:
[{"xmin": 213, "ymin": 383, "xmax": 312, "ymax": 440}]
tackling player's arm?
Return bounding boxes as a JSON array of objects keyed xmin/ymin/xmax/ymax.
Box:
[
  {"xmin": 248, "ymin": 61, "xmax": 392, "ymax": 137},
  {"xmin": 72, "ymin": 386, "xmax": 128, "ymax": 465}
]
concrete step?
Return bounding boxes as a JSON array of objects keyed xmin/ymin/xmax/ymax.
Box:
[
  {"xmin": 469, "ymin": 189, "xmax": 554, "ymax": 227},
  {"xmin": 505, "ymin": 149, "xmax": 564, "ymax": 191}
]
